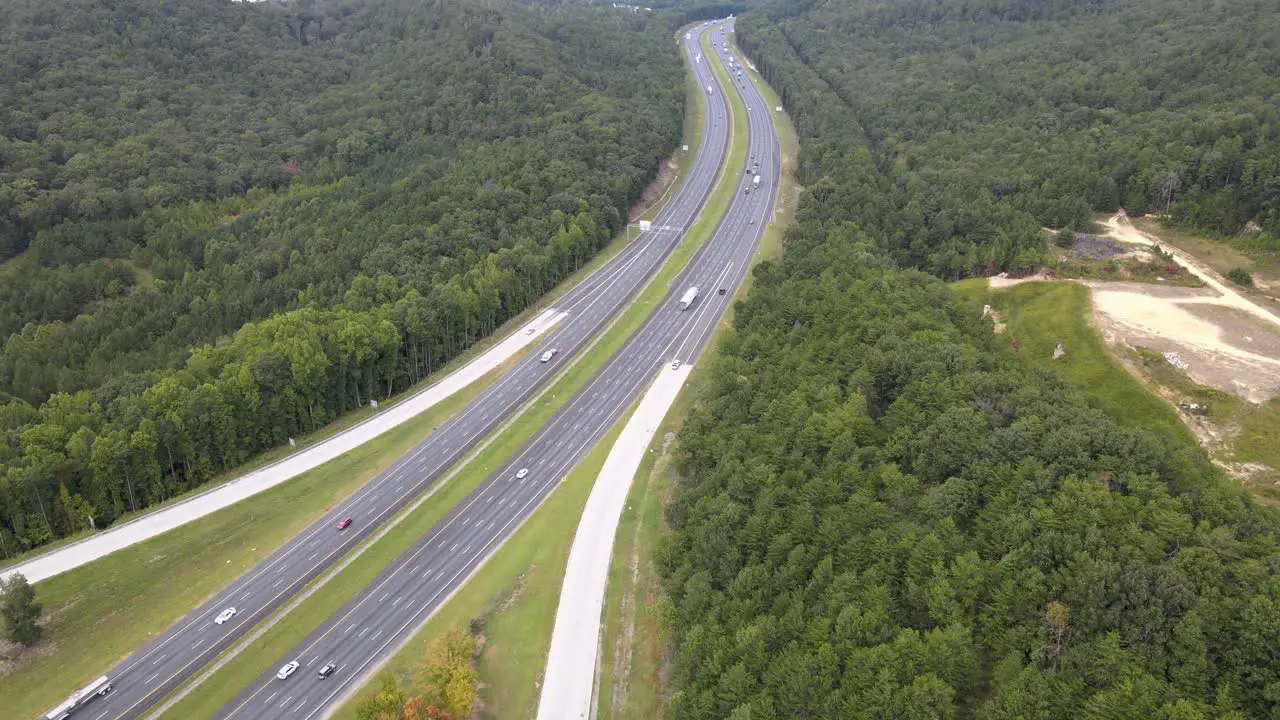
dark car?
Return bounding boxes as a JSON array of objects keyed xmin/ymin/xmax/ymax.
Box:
[
  {"xmin": 718, "ymin": 288, "xmax": 727, "ymax": 296},
  {"xmin": 336, "ymin": 517, "xmax": 352, "ymax": 530},
  {"xmin": 318, "ymin": 663, "xmax": 337, "ymax": 679}
]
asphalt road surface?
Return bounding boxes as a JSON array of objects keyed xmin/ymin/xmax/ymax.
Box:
[
  {"xmin": 213, "ymin": 19, "xmax": 780, "ymax": 720},
  {"xmin": 51, "ymin": 24, "xmax": 734, "ymax": 720}
]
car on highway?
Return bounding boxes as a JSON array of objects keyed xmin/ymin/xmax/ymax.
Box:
[
  {"xmin": 516, "ymin": 468, "xmax": 529, "ymax": 479},
  {"xmin": 749, "ymin": 218, "xmax": 754, "ymax": 225},
  {"xmin": 718, "ymin": 288, "xmax": 727, "ymax": 295},
  {"xmin": 336, "ymin": 517, "xmax": 352, "ymax": 530},
  {"xmin": 214, "ymin": 607, "xmax": 237, "ymax": 625},
  {"xmin": 277, "ymin": 661, "xmax": 300, "ymax": 680},
  {"xmin": 318, "ymin": 663, "xmax": 337, "ymax": 679},
  {"xmin": 671, "ymin": 360, "xmax": 681, "ymax": 370},
  {"xmin": 540, "ymin": 348, "xmax": 558, "ymax": 363}
]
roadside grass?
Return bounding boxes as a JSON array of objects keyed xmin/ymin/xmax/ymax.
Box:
[
  {"xmin": 0, "ymin": 359, "xmax": 509, "ymax": 720},
  {"xmin": 1235, "ymin": 399, "xmax": 1280, "ymax": 472},
  {"xmin": 596, "ymin": 27, "xmax": 799, "ymax": 720},
  {"xmin": 634, "ymin": 34, "xmax": 707, "ymax": 226},
  {"xmin": 163, "ymin": 35, "xmax": 740, "ymax": 717},
  {"xmin": 989, "ymin": 281, "xmax": 1198, "ymax": 446}
]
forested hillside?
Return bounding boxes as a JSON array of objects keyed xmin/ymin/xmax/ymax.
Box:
[
  {"xmin": 736, "ymin": 0, "xmax": 1280, "ymax": 277},
  {"xmin": 660, "ymin": 1, "xmax": 1280, "ymax": 717},
  {"xmin": 0, "ymin": 0, "xmax": 682, "ymax": 552}
]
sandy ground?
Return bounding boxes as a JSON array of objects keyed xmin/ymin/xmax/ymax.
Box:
[
  {"xmin": 1085, "ymin": 214, "xmax": 1280, "ymax": 403},
  {"xmin": 536, "ymin": 364, "xmax": 690, "ymax": 720},
  {"xmin": 1, "ymin": 309, "xmax": 568, "ymax": 585}
]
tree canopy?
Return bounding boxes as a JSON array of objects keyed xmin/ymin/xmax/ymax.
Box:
[
  {"xmin": 662, "ymin": 1, "xmax": 1280, "ymax": 717},
  {"xmin": 734, "ymin": 0, "xmax": 1280, "ymax": 278},
  {"xmin": 0, "ymin": 0, "xmax": 685, "ymax": 553}
]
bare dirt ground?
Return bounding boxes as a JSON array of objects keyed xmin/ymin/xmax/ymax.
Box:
[
  {"xmin": 1089, "ymin": 213, "xmax": 1280, "ymax": 404},
  {"xmin": 629, "ymin": 156, "xmax": 679, "ymax": 222}
]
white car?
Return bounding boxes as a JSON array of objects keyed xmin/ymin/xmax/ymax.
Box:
[
  {"xmin": 277, "ymin": 661, "xmax": 300, "ymax": 680},
  {"xmin": 214, "ymin": 607, "xmax": 237, "ymax": 625},
  {"xmin": 516, "ymin": 468, "xmax": 529, "ymax": 479},
  {"xmin": 540, "ymin": 348, "xmax": 558, "ymax": 363},
  {"xmin": 671, "ymin": 360, "xmax": 681, "ymax": 370}
]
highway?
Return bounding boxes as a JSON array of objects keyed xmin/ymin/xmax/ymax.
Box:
[
  {"xmin": 50, "ymin": 23, "xmax": 733, "ymax": 720},
  {"xmin": 213, "ymin": 19, "xmax": 780, "ymax": 720}
]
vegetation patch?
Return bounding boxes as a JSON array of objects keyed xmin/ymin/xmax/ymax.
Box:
[{"xmin": 0, "ymin": 361, "xmax": 501, "ymax": 720}]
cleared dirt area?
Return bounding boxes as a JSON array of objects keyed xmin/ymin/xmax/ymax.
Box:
[{"xmin": 1089, "ymin": 214, "xmax": 1280, "ymax": 404}]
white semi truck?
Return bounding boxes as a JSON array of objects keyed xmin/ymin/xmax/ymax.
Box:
[
  {"xmin": 680, "ymin": 286, "xmax": 699, "ymax": 310},
  {"xmin": 45, "ymin": 676, "xmax": 113, "ymax": 719},
  {"xmin": 753, "ymin": 174, "xmax": 760, "ymax": 189}
]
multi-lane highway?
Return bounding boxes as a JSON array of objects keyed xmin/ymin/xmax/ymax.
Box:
[
  {"xmin": 51, "ymin": 24, "xmax": 734, "ymax": 720},
  {"xmin": 213, "ymin": 19, "xmax": 780, "ymax": 720}
]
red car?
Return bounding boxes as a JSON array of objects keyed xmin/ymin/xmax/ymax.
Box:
[{"xmin": 336, "ymin": 517, "xmax": 352, "ymax": 530}]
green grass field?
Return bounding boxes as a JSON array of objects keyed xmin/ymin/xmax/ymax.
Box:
[
  {"xmin": 1, "ymin": 359, "xmax": 508, "ymax": 720},
  {"xmin": 988, "ymin": 281, "xmax": 1198, "ymax": 446}
]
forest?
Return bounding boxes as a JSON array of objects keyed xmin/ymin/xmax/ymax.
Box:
[
  {"xmin": 0, "ymin": 0, "xmax": 684, "ymax": 552},
  {"xmin": 659, "ymin": 0, "xmax": 1280, "ymax": 717},
  {"xmin": 734, "ymin": 0, "xmax": 1280, "ymax": 278}
]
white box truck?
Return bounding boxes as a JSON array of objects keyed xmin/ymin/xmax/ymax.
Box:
[
  {"xmin": 680, "ymin": 286, "xmax": 699, "ymax": 310},
  {"xmin": 752, "ymin": 174, "xmax": 760, "ymax": 189}
]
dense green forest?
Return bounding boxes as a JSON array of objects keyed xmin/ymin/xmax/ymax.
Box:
[
  {"xmin": 0, "ymin": 0, "xmax": 683, "ymax": 552},
  {"xmin": 734, "ymin": 0, "xmax": 1280, "ymax": 277},
  {"xmin": 660, "ymin": 1, "xmax": 1280, "ymax": 717}
]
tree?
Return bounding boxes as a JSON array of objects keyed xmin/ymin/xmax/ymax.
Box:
[
  {"xmin": 413, "ymin": 630, "xmax": 477, "ymax": 717},
  {"xmin": 356, "ymin": 673, "xmax": 406, "ymax": 720},
  {"xmin": 1, "ymin": 572, "xmax": 42, "ymax": 645}
]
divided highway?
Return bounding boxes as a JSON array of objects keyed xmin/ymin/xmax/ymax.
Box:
[
  {"xmin": 214, "ymin": 19, "xmax": 780, "ymax": 720},
  {"xmin": 50, "ymin": 25, "xmax": 733, "ymax": 720}
]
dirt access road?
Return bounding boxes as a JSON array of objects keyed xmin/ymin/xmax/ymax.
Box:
[{"xmin": 1088, "ymin": 213, "xmax": 1280, "ymax": 403}]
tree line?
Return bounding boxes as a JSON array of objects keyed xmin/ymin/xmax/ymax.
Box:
[
  {"xmin": 0, "ymin": 0, "xmax": 686, "ymax": 553},
  {"xmin": 734, "ymin": 0, "xmax": 1280, "ymax": 279},
  {"xmin": 658, "ymin": 1, "xmax": 1280, "ymax": 717}
]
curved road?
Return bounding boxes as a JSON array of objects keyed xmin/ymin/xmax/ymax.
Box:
[
  {"xmin": 50, "ymin": 24, "xmax": 733, "ymax": 720},
  {"xmin": 213, "ymin": 19, "xmax": 780, "ymax": 720}
]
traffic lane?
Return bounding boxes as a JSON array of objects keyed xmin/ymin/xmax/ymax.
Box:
[{"xmin": 98, "ymin": 76, "xmax": 733, "ymax": 719}]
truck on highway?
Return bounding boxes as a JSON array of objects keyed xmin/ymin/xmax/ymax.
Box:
[
  {"xmin": 706, "ymin": 84, "xmax": 712, "ymax": 94},
  {"xmin": 752, "ymin": 174, "xmax": 760, "ymax": 189},
  {"xmin": 45, "ymin": 676, "xmax": 113, "ymax": 719},
  {"xmin": 679, "ymin": 286, "xmax": 699, "ymax": 310}
]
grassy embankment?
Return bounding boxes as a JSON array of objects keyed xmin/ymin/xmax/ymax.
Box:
[
  {"xmin": 593, "ymin": 25, "xmax": 801, "ymax": 720},
  {"xmin": 327, "ymin": 25, "xmax": 751, "ymax": 720},
  {"xmin": 6, "ymin": 47, "xmax": 710, "ymax": 717},
  {"xmin": 164, "ymin": 25, "xmax": 740, "ymax": 720},
  {"xmin": 955, "ymin": 279, "xmax": 1280, "ymax": 503}
]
